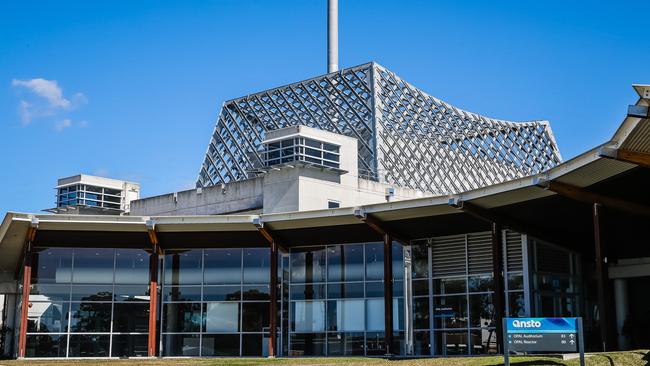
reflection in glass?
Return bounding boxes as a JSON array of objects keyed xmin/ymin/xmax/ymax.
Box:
[
  {"xmin": 205, "ymin": 302, "xmax": 239, "ymax": 332},
  {"xmin": 365, "ymin": 281, "xmax": 383, "ymax": 298},
  {"xmin": 327, "ymin": 332, "xmax": 365, "ymax": 355},
  {"xmin": 291, "ymin": 301, "xmax": 325, "ymax": 332},
  {"xmin": 162, "ymin": 334, "xmax": 200, "ymax": 356},
  {"xmin": 243, "ymin": 248, "xmax": 269, "ymax": 284},
  {"xmin": 392, "ymin": 243, "xmax": 404, "ymax": 280},
  {"xmin": 290, "ymin": 247, "xmax": 326, "ymax": 284},
  {"xmin": 507, "ymin": 273, "xmax": 524, "ymax": 291},
  {"xmin": 414, "ymin": 331, "xmax": 431, "ymax": 355},
  {"xmin": 203, "ymin": 286, "xmax": 241, "ymax": 301},
  {"xmin": 164, "ymin": 250, "xmax": 202, "ymax": 285},
  {"xmin": 114, "ymin": 284, "xmax": 150, "ymax": 302},
  {"xmin": 469, "ymin": 294, "xmax": 494, "ymax": 327},
  {"xmin": 365, "ymin": 243, "xmax": 383, "ymax": 281},
  {"xmin": 327, "ymin": 245, "xmax": 364, "ymax": 282},
  {"xmin": 113, "ymin": 303, "xmax": 149, "ymax": 332},
  {"xmin": 242, "ymin": 333, "xmax": 265, "ymax": 356},
  {"xmin": 366, "ymin": 298, "xmax": 403, "ymax": 331},
  {"xmin": 69, "ymin": 302, "xmax": 111, "ymax": 332},
  {"xmin": 72, "ymin": 249, "xmax": 115, "ymax": 284},
  {"xmin": 163, "ymin": 303, "xmax": 202, "ymax": 332},
  {"xmin": 289, "ymin": 333, "xmax": 325, "ymax": 356},
  {"xmin": 412, "ymin": 279, "xmax": 429, "ymax": 297},
  {"xmin": 327, "ymin": 282, "xmax": 364, "ymax": 299},
  {"xmin": 25, "ymin": 334, "xmax": 67, "ymax": 357},
  {"xmin": 242, "ymin": 302, "xmax": 269, "ymax": 332},
  {"xmin": 411, "ymin": 244, "xmax": 429, "ymax": 279},
  {"xmin": 115, "ymin": 249, "xmax": 149, "ymax": 284},
  {"xmin": 32, "ymin": 248, "xmax": 72, "ymax": 284},
  {"xmin": 413, "ymin": 297, "xmax": 429, "ymax": 330},
  {"xmin": 242, "ymin": 285, "xmax": 270, "ymax": 301},
  {"xmin": 290, "ymin": 283, "xmax": 325, "ymax": 300},
  {"xmin": 27, "ymin": 302, "xmax": 69, "ymax": 333},
  {"xmin": 365, "ymin": 331, "xmax": 386, "ymax": 355},
  {"xmin": 433, "ymin": 295, "xmax": 467, "ymax": 329},
  {"xmin": 71, "ymin": 285, "xmax": 112, "ymax": 301},
  {"xmin": 470, "ymin": 329, "xmax": 498, "ymax": 355},
  {"xmin": 201, "ymin": 334, "xmax": 240, "ymax": 356},
  {"xmin": 327, "ymin": 299, "xmax": 364, "ymax": 331},
  {"xmin": 468, "ymin": 274, "xmax": 493, "ymax": 293},
  {"xmin": 508, "ymin": 291, "xmax": 526, "ymax": 317},
  {"xmin": 435, "ymin": 331, "xmax": 468, "ymax": 356},
  {"xmin": 68, "ymin": 334, "xmax": 110, "ymax": 357},
  {"xmin": 163, "ymin": 286, "xmax": 202, "ymax": 302},
  {"xmin": 29, "ymin": 284, "xmax": 70, "ymax": 302},
  {"xmin": 204, "ymin": 249, "xmax": 242, "ymax": 285},
  {"xmin": 112, "ymin": 335, "xmax": 148, "ymax": 357},
  {"xmin": 434, "ymin": 277, "xmax": 466, "ymax": 295}
]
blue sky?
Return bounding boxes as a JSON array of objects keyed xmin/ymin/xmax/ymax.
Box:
[{"xmin": 1, "ymin": 0, "xmax": 648, "ymax": 215}]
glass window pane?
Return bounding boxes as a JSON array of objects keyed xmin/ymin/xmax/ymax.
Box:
[
  {"xmin": 290, "ymin": 247, "xmax": 326, "ymax": 284},
  {"xmin": 32, "ymin": 248, "xmax": 72, "ymax": 284},
  {"xmin": 411, "ymin": 243, "xmax": 429, "ymax": 279},
  {"xmin": 162, "ymin": 334, "xmax": 200, "ymax": 356},
  {"xmin": 365, "ymin": 243, "xmax": 384, "ymax": 280},
  {"xmin": 72, "ymin": 248, "xmax": 114, "ymax": 284},
  {"xmin": 433, "ymin": 295, "xmax": 468, "ymax": 329},
  {"xmin": 202, "ymin": 334, "xmax": 240, "ymax": 356},
  {"xmin": 291, "ymin": 301, "xmax": 325, "ymax": 332},
  {"xmin": 114, "ymin": 284, "xmax": 150, "ymax": 302},
  {"xmin": 434, "ymin": 277, "xmax": 467, "ymax": 295},
  {"xmin": 163, "ymin": 286, "xmax": 201, "ymax": 302},
  {"xmin": 242, "ymin": 285, "xmax": 270, "ymax": 301},
  {"xmin": 327, "ymin": 299, "xmax": 364, "ymax": 332},
  {"xmin": 365, "ymin": 298, "xmax": 384, "ymax": 331},
  {"xmin": 243, "ymin": 248, "xmax": 269, "ymax": 284},
  {"xmin": 30, "ymin": 284, "xmax": 70, "ymax": 302},
  {"xmin": 115, "ymin": 249, "xmax": 149, "ymax": 284},
  {"xmin": 205, "ymin": 302, "xmax": 239, "ymax": 332},
  {"xmin": 507, "ymin": 273, "xmax": 524, "ymax": 291},
  {"xmin": 71, "ymin": 285, "xmax": 112, "ymax": 301},
  {"xmin": 327, "ymin": 332, "xmax": 364, "ymax": 356},
  {"xmin": 327, "ymin": 245, "xmax": 364, "ymax": 282},
  {"xmin": 289, "ymin": 333, "xmax": 325, "ymax": 356},
  {"xmin": 113, "ymin": 303, "xmax": 149, "ymax": 333},
  {"xmin": 365, "ymin": 281, "xmax": 383, "ymax": 298},
  {"xmin": 164, "ymin": 250, "xmax": 202, "ymax": 285},
  {"xmin": 434, "ymin": 331, "xmax": 468, "ymax": 356},
  {"xmin": 470, "ymin": 294, "xmax": 494, "ymax": 328},
  {"xmin": 508, "ymin": 291, "xmax": 527, "ymax": 317},
  {"xmin": 468, "ymin": 274, "xmax": 493, "ymax": 292},
  {"xmin": 242, "ymin": 333, "xmax": 264, "ymax": 356},
  {"xmin": 470, "ymin": 329, "xmax": 498, "ymax": 355},
  {"xmin": 203, "ymin": 285, "xmax": 241, "ymax": 301},
  {"xmin": 392, "ymin": 243, "xmax": 404, "ymax": 280},
  {"xmin": 327, "ymin": 282, "xmax": 364, "ymax": 299},
  {"xmin": 68, "ymin": 334, "xmax": 110, "ymax": 357},
  {"xmin": 68, "ymin": 302, "xmax": 111, "ymax": 332},
  {"xmin": 413, "ymin": 297, "xmax": 430, "ymax": 330},
  {"xmin": 27, "ymin": 302, "xmax": 69, "ymax": 333},
  {"xmin": 290, "ymin": 283, "xmax": 325, "ymax": 300},
  {"xmin": 112, "ymin": 335, "xmax": 148, "ymax": 358},
  {"xmin": 413, "ymin": 279, "xmax": 429, "ymax": 297},
  {"xmin": 25, "ymin": 334, "xmax": 67, "ymax": 357},
  {"xmin": 414, "ymin": 331, "xmax": 431, "ymax": 356},
  {"xmin": 241, "ymin": 302, "xmax": 269, "ymax": 332},
  {"xmin": 204, "ymin": 249, "xmax": 242, "ymax": 285},
  {"xmin": 163, "ymin": 303, "xmax": 202, "ymax": 332},
  {"xmin": 366, "ymin": 331, "xmax": 387, "ymax": 355}
]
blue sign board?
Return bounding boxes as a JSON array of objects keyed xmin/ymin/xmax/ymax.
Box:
[{"xmin": 503, "ymin": 317, "xmax": 584, "ymax": 366}]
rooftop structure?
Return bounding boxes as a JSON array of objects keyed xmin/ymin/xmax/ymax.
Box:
[
  {"xmin": 45, "ymin": 174, "xmax": 140, "ymax": 215},
  {"xmin": 197, "ymin": 62, "xmax": 562, "ymax": 195}
]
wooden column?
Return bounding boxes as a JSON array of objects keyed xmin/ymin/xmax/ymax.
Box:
[
  {"xmin": 491, "ymin": 222, "xmax": 505, "ymax": 354},
  {"xmin": 147, "ymin": 226, "xmax": 160, "ymax": 357},
  {"xmin": 269, "ymin": 240, "xmax": 279, "ymax": 357},
  {"xmin": 147, "ymin": 248, "xmax": 159, "ymax": 357},
  {"xmin": 17, "ymin": 225, "xmax": 36, "ymax": 359},
  {"xmin": 593, "ymin": 203, "xmax": 611, "ymax": 351},
  {"xmin": 383, "ymin": 233, "xmax": 394, "ymax": 355}
]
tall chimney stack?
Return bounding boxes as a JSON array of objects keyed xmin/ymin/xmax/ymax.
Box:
[{"xmin": 327, "ymin": 0, "xmax": 338, "ymax": 73}]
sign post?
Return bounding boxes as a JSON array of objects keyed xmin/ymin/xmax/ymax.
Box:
[{"xmin": 503, "ymin": 317, "xmax": 585, "ymax": 366}]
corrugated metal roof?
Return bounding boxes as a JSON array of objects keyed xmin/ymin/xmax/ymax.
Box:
[{"xmin": 621, "ymin": 119, "xmax": 650, "ymax": 153}]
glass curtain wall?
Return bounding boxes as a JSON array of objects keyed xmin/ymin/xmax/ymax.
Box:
[
  {"xmin": 288, "ymin": 242, "xmax": 405, "ymax": 356},
  {"xmin": 411, "ymin": 232, "xmax": 525, "ymax": 356},
  {"xmin": 25, "ymin": 248, "xmax": 151, "ymax": 358},
  {"xmin": 161, "ymin": 248, "xmax": 271, "ymax": 357}
]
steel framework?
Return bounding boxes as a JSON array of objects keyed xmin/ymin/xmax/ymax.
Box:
[{"xmin": 197, "ymin": 62, "xmax": 562, "ymax": 194}]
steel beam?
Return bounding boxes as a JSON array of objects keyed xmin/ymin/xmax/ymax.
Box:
[
  {"xmin": 599, "ymin": 146, "xmax": 650, "ymax": 168},
  {"xmin": 535, "ymin": 178, "xmax": 650, "ymax": 217},
  {"xmin": 17, "ymin": 222, "xmax": 37, "ymax": 359},
  {"xmin": 146, "ymin": 221, "xmax": 160, "ymax": 357},
  {"xmin": 353, "ymin": 209, "xmax": 408, "ymax": 245}
]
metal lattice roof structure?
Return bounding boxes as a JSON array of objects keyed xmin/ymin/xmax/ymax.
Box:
[{"xmin": 197, "ymin": 62, "xmax": 562, "ymax": 194}]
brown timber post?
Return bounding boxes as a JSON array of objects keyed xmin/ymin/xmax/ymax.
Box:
[
  {"xmin": 17, "ymin": 224, "xmax": 37, "ymax": 358},
  {"xmin": 593, "ymin": 203, "xmax": 610, "ymax": 351},
  {"xmin": 147, "ymin": 222, "xmax": 160, "ymax": 357},
  {"xmin": 383, "ymin": 233, "xmax": 394, "ymax": 355},
  {"xmin": 491, "ymin": 222, "xmax": 505, "ymax": 354}
]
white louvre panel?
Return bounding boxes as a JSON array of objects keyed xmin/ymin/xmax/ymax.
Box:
[
  {"xmin": 467, "ymin": 232, "xmax": 493, "ymax": 275},
  {"xmin": 505, "ymin": 230, "xmax": 523, "ymax": 272},
  {"xmin": 536, "ymin": 242, "xmax": 571, "ymax": 274},
  {"xmin": 431, "ymin": 234, "xmax": 466, "ymax": 277}
]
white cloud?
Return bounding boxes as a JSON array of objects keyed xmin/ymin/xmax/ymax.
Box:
[
  {"xmin": 11, "ymin": 78, "xmax": 87, "ymax": 126},
  {"xmin": 55, "ymin": 118, "xmax": 72, "ymax": 132}
]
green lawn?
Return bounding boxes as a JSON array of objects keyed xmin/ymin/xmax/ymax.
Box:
[{"xmin": 2, "ymin": 350, "xmax": 649, "ymax": 366}]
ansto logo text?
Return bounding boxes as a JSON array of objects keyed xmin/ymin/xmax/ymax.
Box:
[{"xmin": 512, "ymin": 320, "xmax": 542, "ymax": 328}]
